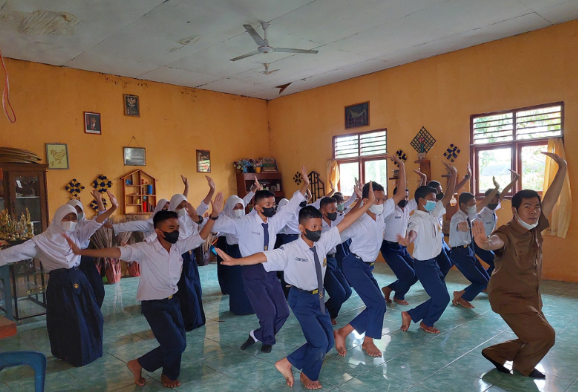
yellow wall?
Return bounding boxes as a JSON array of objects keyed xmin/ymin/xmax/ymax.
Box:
[
  {"xmin": 268, "ymin": 20, "xmax": 578, "ymax": 282},
  {"xmin": 0, "ymin": 59, "xmax": 269, "ymax": 219}
]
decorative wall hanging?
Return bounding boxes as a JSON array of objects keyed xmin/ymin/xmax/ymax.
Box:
[
  {"xmin": 90, "ymin": 198, "xmax": 108, "ymax": 211},
  {"xmin": 444, "ymin": 144, "xmax": 460, "ymax": 162},
  {"xmin": 395, "ymin": 149, "xmax": 408, "ymax": 166},
  {"xmin": 124, "ymin": 94, "xmax": 140, "ymax": 117},
  {"xmin": 46, "ymin": 143, "xmax": 69, "ymax": 170},
  {"xmin": 65, "ymin": 179, "xmax": 85, "ymax": 199},
  {"xmin": 345, "ymin": 102, "xmax": 369, "ymax": 129},
  {"xmin": 124, "ymin": 147, "xmax": 146, "ymax": 166},
  {"xmin": 410, "ymin": 126, "xmax": 436, "ymax": 160},
  {"xmin": 293, "ymin": 171, "xmax": 303, "ymax": 185},
  {"xmin": 84, "ymin": 112, "xmax": 101, "ymax": 135},
  {"xmin": 307, "ymin": 171, "xmax": 325, "ymax": 202},
  {"xmin": 92, "ymin": 175, "xmax": 113, "ymax": 193},
  {"xmin": 196, "ymin": 150, "xmax": 211, "ymax": 173}
]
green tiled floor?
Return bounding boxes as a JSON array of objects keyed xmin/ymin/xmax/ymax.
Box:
[{"xmin": 2, "ymin": 262, "xmax": 578, "ymax": 392}]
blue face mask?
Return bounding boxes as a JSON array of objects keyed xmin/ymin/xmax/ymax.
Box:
[{"xmin": 424, "ymin": 200, "xmax": 437, "ymax": 212}]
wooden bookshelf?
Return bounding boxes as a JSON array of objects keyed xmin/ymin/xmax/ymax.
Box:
[
  {"xmin": 120, "ymin": 169, "xmax": 158, "ymax": 215},
  {"xmin": 236, "ymin": 172, "xmax": 284, "ymax": 211}
]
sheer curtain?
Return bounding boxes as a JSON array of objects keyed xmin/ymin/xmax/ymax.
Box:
[
  {"xmin": 327, "ymin": 159, "xmax": 339, "ymax": 192},
  {"xmin": 542, "ymin": 138, "xmax": 572, "ymax": 238}
]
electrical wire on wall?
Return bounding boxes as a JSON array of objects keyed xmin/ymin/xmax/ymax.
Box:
[{"xmin": 0, "ymin": 47, "xmax": 16, "ymax": 123}]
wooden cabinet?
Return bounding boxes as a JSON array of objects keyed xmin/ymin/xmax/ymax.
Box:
[
  {"xmin": 120, "ymin": 169, "xmax": 158, "ymax": 215},
  {"xmin": 236, "ymin": 172, "xmax": 285, "ymax": 210},
  {"xmin": 0, "ymin": 164, "xmax": 49, "ymax": 234}
]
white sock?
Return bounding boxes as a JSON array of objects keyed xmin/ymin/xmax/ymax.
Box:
[{"xmin": 250, "ymin": 329, "xmax": 259, "ymax": 342}]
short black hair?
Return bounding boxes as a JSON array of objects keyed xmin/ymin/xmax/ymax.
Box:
[
  {"xmin": 362, "ymin": 181, "xmax": 384, "ymax": 198},
  {"xmin": 298, "ymin": 206, "xmax": 323, "ymax": 224},
  {"xmin": 427, "ymin": 180, "xmax": 441, "ymax": 190},
  {"xmin": 458, "ymin": 192, "xmax": 475, "ymax": 206},
  {"xmin": 255, "ymin": 190, "xmax": 275, "ymax": 204},
  {"xmin": 320, "ymin": 197, "xmax": 337, "ymax": 209},
  {"xmin": 333, "ymin": 192, "xmax": 344, "ymax": 203},
  {"xmin": 414, "ymin": 186, "xmax": 437, "ymax": 202},
  {"xmin": 393, "ymin": 187, "xmax": 409, "ymax": 195},
  {"xmin": 153, "ymin": 210, "xmax": 179, "ymax": 228},
  {"xmin": 511, "ymin": 189, "xmax": 541, "ymax": 210},
  {"xmin": 485, "ymin": 188, "xmax": 501, "ymax": 199}
]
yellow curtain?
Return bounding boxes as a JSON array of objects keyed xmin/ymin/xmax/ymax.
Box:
[
  {"xmin": 542, "ymin": 138, "xmax": 572, "ymax": 238},
  {"xmin": 327, "ymin": 159, "xmax": 339, "ymax": 192}
]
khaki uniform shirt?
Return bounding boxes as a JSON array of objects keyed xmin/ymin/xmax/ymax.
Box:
[{"xmin": 487, "ymin": 213, "xmax": 549, "ymax": 315}]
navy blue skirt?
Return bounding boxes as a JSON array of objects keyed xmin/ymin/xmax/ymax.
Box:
[
  {"xmin": 226, "ymin": 243, "xmax": 255, "ymax": 315},
  {"xmin": 46, "ymin": 267, "xmax": 104, "ymax": 367},
  {"xmin": 79, "ymin": 256, "xmax": 105, "ymax": 308},
  {"xmin": 176, "ymin": 251, "xmax": 206, "ymax": 331},
  {"xmin": 216, "ymin": 236, "xmax": 229, "ymax": 295}
]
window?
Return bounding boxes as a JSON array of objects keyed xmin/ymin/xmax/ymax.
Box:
[
  {"xmin": 333, "ymin": 129, "xmax": 387, "ymax": 195},
  {"xmin": 471, "ymin": 102, "xmax": 563, "ymax": 196}
]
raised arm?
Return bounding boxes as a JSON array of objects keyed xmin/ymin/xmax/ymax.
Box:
[
  {"xmin": 112, "ymin": 220, "xmax": 152, "ymax": 235},
  {"xmin": 541, "ymin": 152, "xmax": 568, "ymax": 217},
  {"xmin": 95, "ymin": 191, "xmax": 118, "ymax": 223},
  {"xmin": 391, "ymin": 155, "xmax": 407, "ymax": 204},
  {"xmin": 441, "ymin": 162, "xmax": 458, "ymax": 207},
  {"xmin": 336, "ymin": 182, "xmax": 374, "ymax": 233},
  {"xmin": 472, "ymin": 220, "xmax": 504, "ymax": 251},
  {"xmin": 500, "ymin": 170, "xmax": 520, "ymax": 201},
  {"xmin": 455, "ymin": 162, "xmax": 472, "ymax": 193},
  {"xmin": 64, "ymin": 234, "xmax": 122, "ymax": 259},
  {"xmin": 198, "ymin": 192, "xmax": 224, "ymax": 240},
  {"xmin": 325, "ymin": 179, "xmax": 336, "ymax": 197},
  {"xmin": 0, "ymin": 241, "xmax": 39, "ymax": 266},
  {"xmin": 202, "ymin": 176, "xmax": 216, "ymax": 206},
  {"xmin": 181, "ymin": 175, "xmax": 189, "ymax": 198},
  {"xmin": 299, "ymin": 165, "xmax": 310, "ymax": 196},
  {"xmin": 216, "ymin": 248, "xmax": 267, "ymax": 266},
  {"xmin": 477, "ymin": 177, "xmax": 500, "ymax": 212},
  {"xmin": 91, "ymin": 189, "xmax": 106, "ymax": 213},
  {"xmin": 414, "ymin": 169, "xmax": 427, "ymax": 186}
]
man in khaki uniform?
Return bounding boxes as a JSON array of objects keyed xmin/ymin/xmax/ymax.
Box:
[{"xmin": 473, "ymin": 152, "xmax": 567, "ymax": 379}]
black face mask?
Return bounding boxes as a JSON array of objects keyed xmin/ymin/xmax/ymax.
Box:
[
  {"xmin": 326, "ymin": 212, "xmax": 337, "ymax": 221},
  {"xmin": 162, "ymin": 230, "xmax": 179, "ymax": 244},
  {"xmin": 487, "ymin": 203, "xmax": 499, "ymax": 210},
  {"xmin": 299, "ymin": 201, "xmax": 307, "ymax": 208},
  {"xmin": 304, "ymin": 229, "xmax": 322, "ymax": 242},
  {"xmin": 436, "ymin": 192, "xmax": 444, "ymax": 201},
  {"xmin": 261, "ymin": 207, "xmax": 276, "ymax": 218},
  {"xmin": 398, "ymin": 200, "xmax": 408, "ymax": 208}
]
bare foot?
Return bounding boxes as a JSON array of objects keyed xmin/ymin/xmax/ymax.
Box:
[
  {"xmin": 161, "ymin": 374, "xmax": 181, "ymax": 388},
  {"xmin": 400, "ymin": 311, "xmax": 411, "ymax": 332},
  {"xmin": 300, "ymin": 372, "xmax": 322, "ymax": 389},
  {"xmin": 331, "ymin": 318, "xmax": 337, "ymax": 325},
  {"xmin": 127, "ymin": 359, "xmax": 145, "ymax": 386},
  {"xmin": 361, "ymin": 339, "xmax": 382, "ymax": 357},
  {"xmin": 381, "ymin": 286, "xmax": 393, "ymax": 304},
  {"xmin": 457, "ymin": 297, "xmax": 475, "ymax": 308},
  {"xmin": 393, "ymin": 297, "xmax": 409, "ymax": 305},
  {"xmin": 420, "ymin": 322, "xmax": 440, "ymax": 334},
  {"xmin": 482, "ymin": 288, "xmax": 487, "ymax": 293},
  {"xmin": 275, "ymin": 358, "xmax": 294, "ymax": 387},
  {"xmin": 334, "ymin": 330, "xmax": 347, "ymax": 357}
]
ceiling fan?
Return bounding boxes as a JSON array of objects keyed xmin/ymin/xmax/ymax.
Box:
[{"xmin": 230, "ymin": 22, "xmax": 319, "ymax": 62}]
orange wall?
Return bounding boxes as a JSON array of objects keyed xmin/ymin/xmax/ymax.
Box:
[
  {"xmin": 0, "ymin": 59, "xmax": 269, "ymax": 219},
  {"xmin": 268, "ymin": 20, "xmax": 578, "ymax": 282}
]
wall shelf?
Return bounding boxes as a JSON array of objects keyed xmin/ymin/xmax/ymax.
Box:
[{"xmin": 120, "ymin": 169, "xmax": 158, "ymax": 215}]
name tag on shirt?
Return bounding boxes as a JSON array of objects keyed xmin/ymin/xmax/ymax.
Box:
[
  {"xmin": 251, "ymin": 231, "xmax": 261, "ymax": 236},
  {"xmin": 295, "ymin": 257, "xmax": 308, "ymax": 262},
  {"xmin": 395, "ymin": 216, "xmax": 402, "ymax": 219}
]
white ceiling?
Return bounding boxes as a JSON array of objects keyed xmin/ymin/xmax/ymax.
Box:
[{"xmin": 0, "ymin": 0, "xmax": 576, "ymax": 100}]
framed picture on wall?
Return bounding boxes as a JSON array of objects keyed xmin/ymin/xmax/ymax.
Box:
[
  {"xmin": 46, "ymin": 143, "xmax": 69, "ymax": 170},
  {"xmin": 84, "ymin": 112, "xmax": 102, "ymax": 134},
  {"xmin": 124, "ymin": 94, "xmax": 140, "ymax": 117},
  {"xmin": 196, "ymin": 150, "xmax": 211, "ymax": 173},
  {"xmin": 124, "ymin": 147, "xmax": 146, "ymax": 166},
  {"xmin": 345, "ymin": 102, "xmax": 369, "ymax": 129}
]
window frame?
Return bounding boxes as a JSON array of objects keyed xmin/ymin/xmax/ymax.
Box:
[
  {"xmin": 470, "ymin": 102, "xmax": 564, "ymax": 198},
  {"xmin": 333, "ymin": 129, "xmax": 388, "ymax": 194}
]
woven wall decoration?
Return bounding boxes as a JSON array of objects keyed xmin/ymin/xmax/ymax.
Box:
[
  {"xmin": 410, "ymin": 126, "xmax": 436, "ymax": 154},
  {"xmin": 65, "ymin": 179, "xmax": 85, "ymax": 199},
  {"xmin": 293, "ymin": 171, "xmax": 303, "ymax": 185},
  {"xmin": 92, "ymin": 175, "xmax": 113, "ymax": 193},
  {"xmin": 444, "ymin": 144, "xmax": 460, "ymax": 162}
]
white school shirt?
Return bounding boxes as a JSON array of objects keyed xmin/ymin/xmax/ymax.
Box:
[
  {"xmin": 407, "ymin": 201, "xmax": 445, "ymax": 261},
  {"xmin": 310, "ymin": 193, "xmax": 357, "ymax": 211},
  {"xmin": 278, "ymin": 206, "xmax": 301, "ymax": 235},
  {"xmin": 263, "ymin": 227, "xmax": 342, "ymax": 291},
  {"xmin": 477, "ymin": 204, "xmax": 501, "ymax": 237},
  {"xmin": 321, "ymin": 218, "xmax": 338, "ymax": 255},
  {"xmin": 222, "ymin": 191, "xmax": 256, "ymax": 245},
  {"xmin": 212, "ymin": 190, "xmax": 306, "ymax": 257},
  {"xmin": 119, "ymin": 233, "xmax": 205, "ymax": 301},
  {"xmin": 449, "ymin": 209, "xmax": 478, "ymax": 248},
  {"xmin": 340, "ymin": 198, "xmax": 395, "ymax": 262},
  {"xmin": 0, "ymin": 220, "xmax": 102, "ymax": 271},
  {"xmin": 383, "ymin": 199, "xmax": 418, "ymax": 242}
]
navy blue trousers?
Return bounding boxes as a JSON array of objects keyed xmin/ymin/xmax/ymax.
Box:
[
  {"xmin": 216, "ymin": 236, "xmax": 229, "ymax": 295},
  {"xmin": 342, "ymin": 254, "xmax": 386, "ymax": 339},
  {"xmin": 408, "ymin": 258, "xmax": 450, "ymax": 327},
  {"xmin": 46, "ymin": 267, "xmax": 103, "ymax": 367},
  {"xmin": 451, "ymin": 246, "xmax": 490, "ymax": 301},
  {"xmin": 139, "ymin": 296, "xmax": 186, "ymax": 381},
  {"xmin": 381, "ymin": 241, "xmax": 418, "ymax": 300},
  {"xmin": 474, "ymin": 243, "xmax": 496, "ymax": 276},
  {"xmin": 324, "ymin": 256, "xmax": 352, "ymax": 320},
  {"xmin": 225, "ymin": 243, "xmax": 254, "ymax": 315},
  {"xmin": 287, "ymin": 288, "xmax": 334, "ymax": 382},
  {"xmin": 275, "ymin": 234, "xmax": 300, "ymax": 298},
  {"xmin": 335, "ymin": 240, "xmax": 351, "ymax": 271},
  {"xmin": 242, "ymin": 264, "xmax": 290, "ymax": 345},
  {"xmin": 79, "ymin": 256, "xmax": 105, "ymax": 308},
  {"xmin": 435, "ymin": 240, "xmax": 453, "ymax": 277},
  {"xmin": 176, "ymin": 251, "xmax": 206, "ymax": 331}
]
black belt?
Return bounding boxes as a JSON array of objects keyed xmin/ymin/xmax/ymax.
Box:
[
  {"xmin": 327, "ymin": 253, "xmax": 336, "ymax": 258},
  {"xmin": 351, "ymin": 253, "xmax": 375, "ymax": 266},
  {"xmin": 292, "ymin": 286, "xmax": 320, "ymax": 295}
]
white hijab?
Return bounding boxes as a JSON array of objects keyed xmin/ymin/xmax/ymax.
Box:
[
  {"xmin": 67, "ymin": 199, "xmax": 85, "ymax": 222},
  {"xmin": 31, "ymin": 204, "xmax": 80, "ymax": 267},
  {"xmin": 169, "ymin": 194, "xmax": 196, "ymax": 239},
  {"xmin": 148, "ymin": 198, "xmax": 169, "ymax": 223},
  {"xmin": 221, "ymin": 195, "xmax": 245, "ymax": 245}
]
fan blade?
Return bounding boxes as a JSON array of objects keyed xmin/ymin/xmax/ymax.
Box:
[
  {"xmin": 274, "ymin": 48, "xmax": 319, "ymax": 54},
  {"xmin": 230, "ymin": 50, "xmax": 261, "ymax": 62},
  {"xmin": 243, "ymin": 24, "xmax": 266, "ymax": 46}
]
